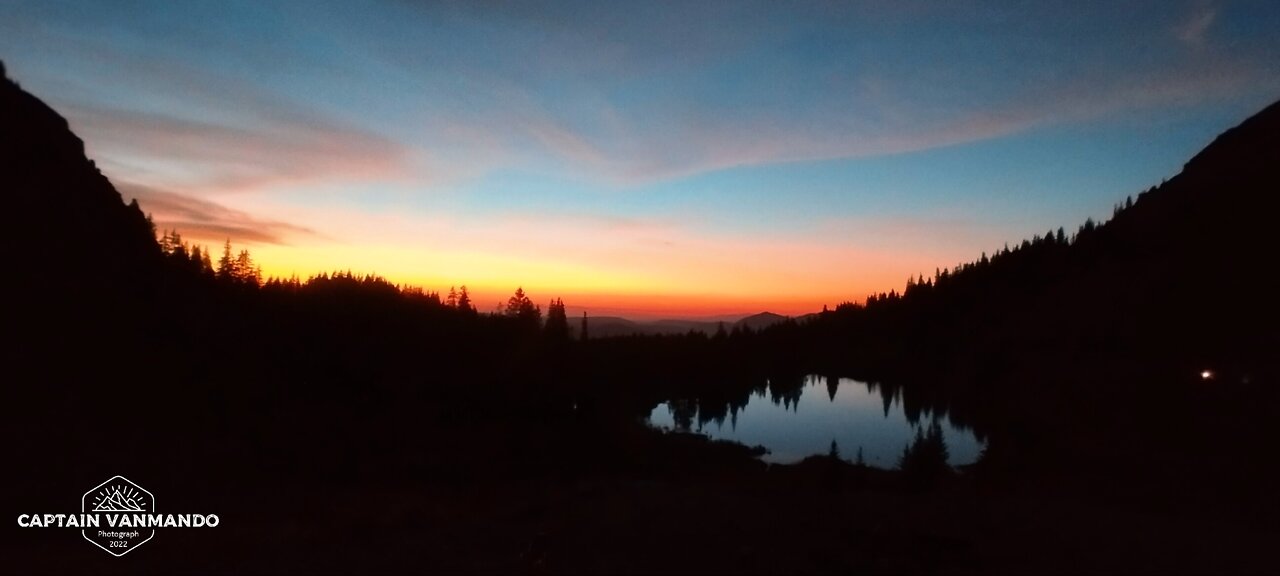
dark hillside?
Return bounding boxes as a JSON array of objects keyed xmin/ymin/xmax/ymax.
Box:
[{"xmin": 2, "ymin": 61, "xmax": 161, "ymax": 373}]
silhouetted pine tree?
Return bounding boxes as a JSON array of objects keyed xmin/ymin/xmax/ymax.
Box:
[
  {"xmin": 545, "ymin": 298, "xmax": 569, "ymax": 341},
  {"xmin": 898, "ymin": 420, "xmax": 951, "ymax": 487},
  {"xmin": 456, "ymin": 285, "xmax": 475, "ymax": 316},
  {"xmin": 505, "ymin": 287, "xmax": 541, "ymax": 327}
]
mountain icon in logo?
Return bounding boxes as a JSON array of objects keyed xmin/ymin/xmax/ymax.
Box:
[
  {"xmin": 82, "ymin": 476, "xmax": 155, "ymax": 556},
  {"xmin": 91, "ymin": 483, "xmax": 147, "ymax": 512}
]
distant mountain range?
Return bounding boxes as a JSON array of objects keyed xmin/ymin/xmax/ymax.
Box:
[{"xmin": 582, "ymin": 311, "xmax": 808, "ymax": 338}]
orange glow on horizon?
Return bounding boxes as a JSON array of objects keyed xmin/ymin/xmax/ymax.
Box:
[
  {"xmin": 237, "ymin": 240, "xmax": 890, "ymax": 320},
  {"xmin": 160, "ymin": 197, "xmax": 986, "ymax": 320}
]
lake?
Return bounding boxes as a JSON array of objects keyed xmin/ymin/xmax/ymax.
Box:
[{"xmin": 648, "ymin": 375, "xmax": 984, "ymax": 466}]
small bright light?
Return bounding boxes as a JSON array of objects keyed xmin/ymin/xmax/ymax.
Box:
[{"xmin": 1200, "ymin": 370, "xmax": 1214, "ymax": 380}]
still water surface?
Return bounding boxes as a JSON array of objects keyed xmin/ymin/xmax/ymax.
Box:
[{"xmin": 648, "ymin": 375, "xmax": 983, "ymax": 466}]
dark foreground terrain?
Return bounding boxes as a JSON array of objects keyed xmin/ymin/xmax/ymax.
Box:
[{"xmin": 9, "ymin": 427, "xmax": 1278, "ymax": 574}]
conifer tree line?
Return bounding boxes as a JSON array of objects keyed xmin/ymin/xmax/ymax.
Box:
[
  {"xmin": 154, "ymin": 229, "xmax": 579, "ymax": 338},
  {"xmin": 836, "ymin": 193, "xmax": 1140, "ymax": 314}
]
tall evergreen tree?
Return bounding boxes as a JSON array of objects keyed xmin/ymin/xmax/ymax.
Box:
[
  {"xmin": 456, "ymin": 285, "xmax": 475, "ymax": 315},
  {"xmin": 545, "ymin": 298, "xmax": 570, "ymax": 341},
  {"xmin": 217, "ymin": 239, "xmax": 235, "ymax": 282},
  {"xmin": 505, "ymin": 287, "xmax": 541, "ymax": 326}
]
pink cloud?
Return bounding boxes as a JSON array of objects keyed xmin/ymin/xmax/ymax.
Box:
[
  {"xmin": 120, "ymin": 182, "xmax": 318, "ymax": 245},
  {"xmin": 61, "ymin": 102, "xmax": 410, "ymax": 195}
]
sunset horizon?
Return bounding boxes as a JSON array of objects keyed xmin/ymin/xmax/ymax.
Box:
[{"xmin": 5, "ymin": 2, "xmax": 1278, "ymax": 319}]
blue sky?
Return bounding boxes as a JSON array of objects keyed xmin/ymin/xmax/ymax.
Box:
[{"xmin": 2, "ymin": 0, "xmax": 1278, "ymax": 317}]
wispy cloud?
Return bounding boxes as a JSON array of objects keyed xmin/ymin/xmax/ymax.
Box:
[
  {"xmin": 405, "ymin": 47, "xmax": 1270, "ymax": 188},
  {"xmin": 120, "ymin": 182, "xmax": 318, "ymax": 245},
  {"xmin": 367, "ymin": 1, "xmax": 1277, "ymax": 186},
  {"xmin": 507, "ymin": 63, "xmax": 1267, "ymax": 186},
  {"xmin": 1176, "ymin": 5, "xmax": 1217, "ymax": 46},
  {"xmin": 65, "ymin": 104, "xmax": 410, "ymax": 195},
  {"xmin": 10, "ymin": 0, "xmax": 1272, "ymax": 191}
]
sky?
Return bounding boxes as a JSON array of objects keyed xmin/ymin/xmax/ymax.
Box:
[{"xmin": 3, "ymin": 1, "xmax": 1279, "ymax": 319}]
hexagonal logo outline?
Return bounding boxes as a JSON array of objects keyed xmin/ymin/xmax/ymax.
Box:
[{"xmin": 82, "ymin": 475, "xmax": 155, "ymax": 556}]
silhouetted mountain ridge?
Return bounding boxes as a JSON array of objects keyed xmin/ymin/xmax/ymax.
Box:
[
  {"xmin": 584, "ymin": 311, "xmax": 802, "ymax": 338},
  {"xmin": 1, "ymin": 62, "xmax": 157, "ymax": 279},
  {"xmin": 2, "ymin": 60, "xmax": 161, "ymax": 366},
  {"xmin": 1060, "ymin": 97, "xmax": 1280, "ymax": 375},
  {"xmin": 735, "ymin": 312, "xmax": 789, "ymax": 331},
  {"xmin": 818, "ymin": 95, "xmax": 1280, "ymax": 382}
]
